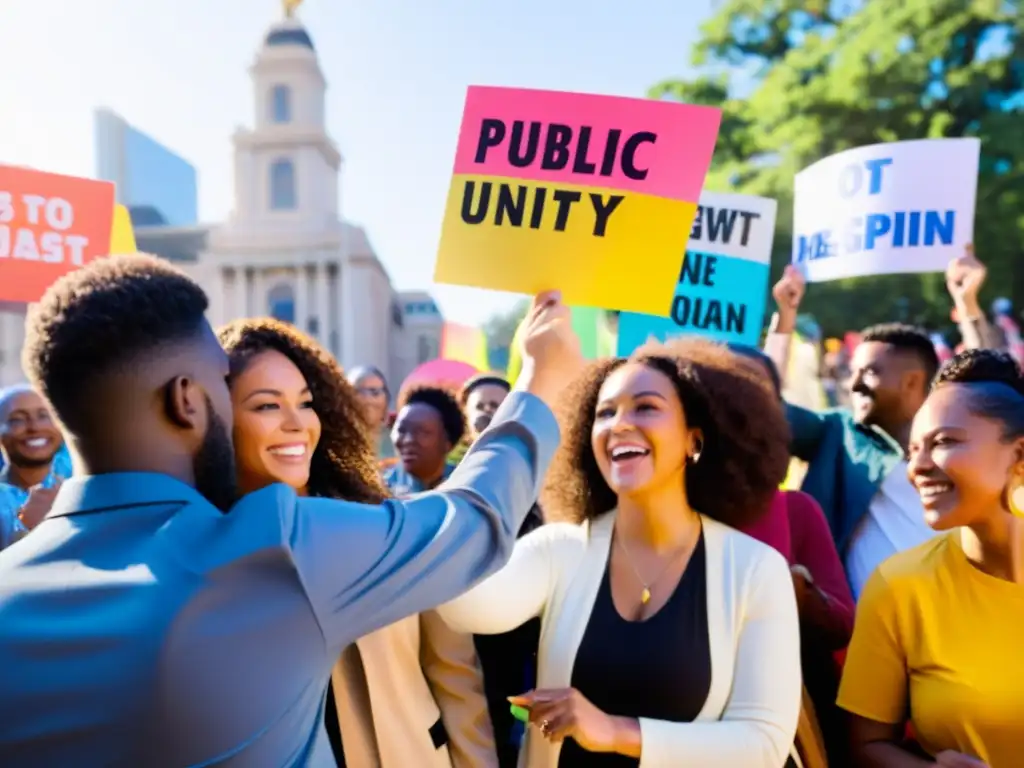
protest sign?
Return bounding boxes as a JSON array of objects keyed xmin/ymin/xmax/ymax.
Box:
[
  {"xmin": 792, "ymin": 138, "xmax": 979, "ymax": 282},
  {"xmin": 0, "ymin": 165, "xmax": 116, "ymax": 303},
  {"xmin": 434, "ymin": 86, "xmax": 721, "ymax": 315},
  {"xmin": 617, "ymin": 191, "xmax": 777, "ymax": 354},
  {"xmin": 110, "ymin": 204, "xmax": 137, "ymax": 254}
]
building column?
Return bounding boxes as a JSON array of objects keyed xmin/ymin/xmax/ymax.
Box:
[
  {"xmin": 315, "ymin": 261, "xmax": 331, "ymax": 348},
  {"xmin": 294, "ymin": 263, "xmax": 309, "ymax": 332},
  {"xmin": 253, "ymin": 269, "xmax": 267, "ymax": 318},
  {"xmin": 232, "ymin": 267, "xmax": 248, "ymax": 319},
  {"xmin": 205, "ymin": 266, "xmax": 225, "ymax": 327},
  {"xmin": 340, "ymin": 260, "xmax": 358, "ymax": 369}
]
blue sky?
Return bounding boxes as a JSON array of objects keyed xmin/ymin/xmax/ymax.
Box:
[{"xmin": 0, "ymin": 0, "xmax": 713, "ymax": 324}]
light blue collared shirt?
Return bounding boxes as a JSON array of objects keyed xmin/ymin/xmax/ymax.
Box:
[
  {"xmin": 383, "ymin": 461, "xmax": 456, "ymax": 496},
  {"xmin": 0, "ymin": 391, "xmax": 557, "ymax": 767}
]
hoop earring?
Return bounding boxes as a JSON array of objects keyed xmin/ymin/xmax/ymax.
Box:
[
  {"xmin": 1010, "ymin": 480, "xmax": 1024, "ymax": 518},
  {"xmin": 689, "ymin": 440, "xmax": 703, "ymax": 465}
]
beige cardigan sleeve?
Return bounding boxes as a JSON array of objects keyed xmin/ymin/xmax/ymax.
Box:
[
  {"xmin": 419, "ymin": 610, "xmax": 498, "ymax": 768},
  {"xmin": 638, "ymin": 548, "xmax": 802, "ymax": 768}
]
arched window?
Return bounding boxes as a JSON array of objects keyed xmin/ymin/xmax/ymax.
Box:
[
  {"xmin": 270, "ymin": 159, "xmax": 296, "ymax": 210},
  {"xmin": 268, "ymin": 283, "xmax": 296, "ymax": 324},
  {"xmin": 270, "ymin": 84, "xmax": 291, "ymax": 123}
]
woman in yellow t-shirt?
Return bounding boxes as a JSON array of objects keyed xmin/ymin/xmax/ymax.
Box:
[{"xmin": 838, "ymin": 349, "xmax": 1024, "ymax": 768}]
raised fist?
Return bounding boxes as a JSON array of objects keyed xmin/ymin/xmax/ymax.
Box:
[
  {"xmin": 945, "ymin": 244, "xmax": 986, "ymax": 306},
  {"xmin": 514, "ymin": 291, "xmax": 583, "ymax": 409},
  {"xmin": 772, "ymin": 265, "xmax": 806, "ymax": 315}
]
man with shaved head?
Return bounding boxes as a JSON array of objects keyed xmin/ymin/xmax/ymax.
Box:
[{"xmin": 0, "ymin": 384, "xmax": 67, "ymax": 550}]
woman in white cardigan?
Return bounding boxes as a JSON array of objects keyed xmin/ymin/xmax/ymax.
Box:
[{"xmin": 439, "ymin": 338, "xmax": 802, "ymax": 768}]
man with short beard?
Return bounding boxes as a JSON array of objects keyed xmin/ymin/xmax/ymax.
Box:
[
  {"xmin": 0, "ymin": 385, "xmax": 66, "ymax": 550},
  {"xmin": 0, "ymin": 253, "xmax": 579, "ymax": 767}
]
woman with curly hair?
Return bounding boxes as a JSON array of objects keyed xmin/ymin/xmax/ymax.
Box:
[
  {"xmin": 218, "ymin": 319, "xmax": 498, "ymax": 768},
  {"xmin": 840, "ymin": 349, "xmax": 1024, "ymax": 768},
  {"xmin": 437, "ymin": 337, "xmax": 801, "ymax": 768}
]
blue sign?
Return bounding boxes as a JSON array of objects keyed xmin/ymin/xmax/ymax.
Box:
[{"xmin": 617, "ymin": 191, "xmax": 777, "ymax": 355}]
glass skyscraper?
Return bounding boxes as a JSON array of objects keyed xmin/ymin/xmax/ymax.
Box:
[{"xmin": 94, "ymin": 108, "xmax": 198, "ymax": 227}]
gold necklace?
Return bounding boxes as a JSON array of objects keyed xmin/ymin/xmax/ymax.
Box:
[{"xmin": 616, "ymin": 530, "xmax": 694, "ymax": 605}]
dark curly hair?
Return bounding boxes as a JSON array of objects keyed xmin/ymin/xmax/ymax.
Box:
[
  {"xmin": 932, "ymin": 349, "xmax": 1024, "ymax": 439},
  {"xmin": 861, "ymin": 322, "xmax": 940, "ymax": 384},
  {"xmin": 22, "ymin": 253, "xmax": 208, "ymax": 432},
  {"xmin": 217, "ymin": 318, "xmax": 387, "ymax": 504},
  {"xmin": 726, "ymin": 343, "xmax": 782, "ymax": 399},
  {"xmin": 543, "ymin": 337, "xmax": 791, "ymax": 527},
  {"xmin": 398, "ymin": 386, "xmax": 467, "ymax": 446}
]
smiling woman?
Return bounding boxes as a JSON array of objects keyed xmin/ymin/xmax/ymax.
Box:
[
  {"xmin": 217, "ymin": 318, "xmax": 386, "ymax": 503},
  {"xmin": 839, "ymin": 349, "xmax": 1024, "ymax": 768},
  {"xmin": 437, "ymin": 338, "xmax": 802, "ymax": 768},
  {"xmin": 219, "ymin": 319, "xmax": 500, "ymax": 768}
]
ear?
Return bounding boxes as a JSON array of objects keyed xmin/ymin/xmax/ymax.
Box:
[
  {"xmin": 903, "ymin": 369, "xmax": 927, "ymax": 397},
  {"xmin": 1008, "ymin": 441, "xmax": 1024, "ymax": 518},
  {"xmin": 1011, "ymin": 437, "xmax": 1024, "ymax": 471},
  {"xmin": 689, "ymin": 428, "xmax": 705, "ymax": 456},
  {"xmin": 163, "ymin": 376, "xmax": 204, "ymax": 431}
]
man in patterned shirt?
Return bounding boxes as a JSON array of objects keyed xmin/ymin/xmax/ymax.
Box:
[{"xmin": 0, "ymin": 385, "xmax": 67, "ymax": 550}]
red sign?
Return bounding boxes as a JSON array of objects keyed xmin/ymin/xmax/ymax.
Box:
[{"xmin": 0, "ymin": 165, "xmax": 115, "ymax": 303}]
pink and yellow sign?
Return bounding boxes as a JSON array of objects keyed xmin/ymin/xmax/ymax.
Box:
[{"xmin": 434, "ymin": 86, "xmax": 722, "ymax": 315}]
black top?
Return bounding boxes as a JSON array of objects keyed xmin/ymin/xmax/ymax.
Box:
[
  {"xmin": 475, "ymin": 505, "xmax": 545, "ymax": 767},
  {"xmin": 557, "ymin": 533, "xmax": 710, "ymax": 767}
]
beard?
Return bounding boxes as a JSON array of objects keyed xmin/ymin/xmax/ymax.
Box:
[
  {"xmin": 4, "ymin": 448, "xmax": 57, "ymax": 470},
  {"xmin": 194, "ymin": 396, "xmax": 239, "ymax": 512}
]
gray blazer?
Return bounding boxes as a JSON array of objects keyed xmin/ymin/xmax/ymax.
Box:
[{"xmin": 0, "ymin": 391, "xmax": 558, "ymax": 767}]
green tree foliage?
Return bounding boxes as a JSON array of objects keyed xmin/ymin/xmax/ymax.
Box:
[{"xmin": 653, "ymin": 0, "xmax": 1024, "ymax": 336}]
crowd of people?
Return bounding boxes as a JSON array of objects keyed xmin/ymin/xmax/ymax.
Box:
[{"xmin": 0, "ymin": 245, "xmax": 1021, "ymax": 768}]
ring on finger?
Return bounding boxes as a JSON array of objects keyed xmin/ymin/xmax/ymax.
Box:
[{"xmin": 540, "ymin": 719, "xmax": 551, "ymax": 734}]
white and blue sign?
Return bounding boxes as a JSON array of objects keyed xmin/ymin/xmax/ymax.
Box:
[
  {"xmin": 793, "ymin": 138, "xmax": 979, "ymax": 282},
  {"xmin": 617, "ymin": 191, "xmax": 777, "ymax": 354}
]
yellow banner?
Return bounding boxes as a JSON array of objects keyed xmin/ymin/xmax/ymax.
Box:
[
  {"xmin": 109, "ymin": 204, "xmax": 137, "ymax": 254},
  {"xmin": 435, "ymin": 175, "xmax": 696, "ymax": 316}
]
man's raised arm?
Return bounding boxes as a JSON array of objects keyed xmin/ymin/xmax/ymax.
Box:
[{"xmin": 286, "ymin": 291, "xmax": 580, "ymax": 651}]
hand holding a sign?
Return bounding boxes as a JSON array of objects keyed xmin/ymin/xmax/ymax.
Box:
[
  {"xmin": 945, "ymin": 244, "xmax": 986, "ymax": 316},
  {"xmin": 513, "ymin": 291, "xmax": 583, "ymax": 410}
]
